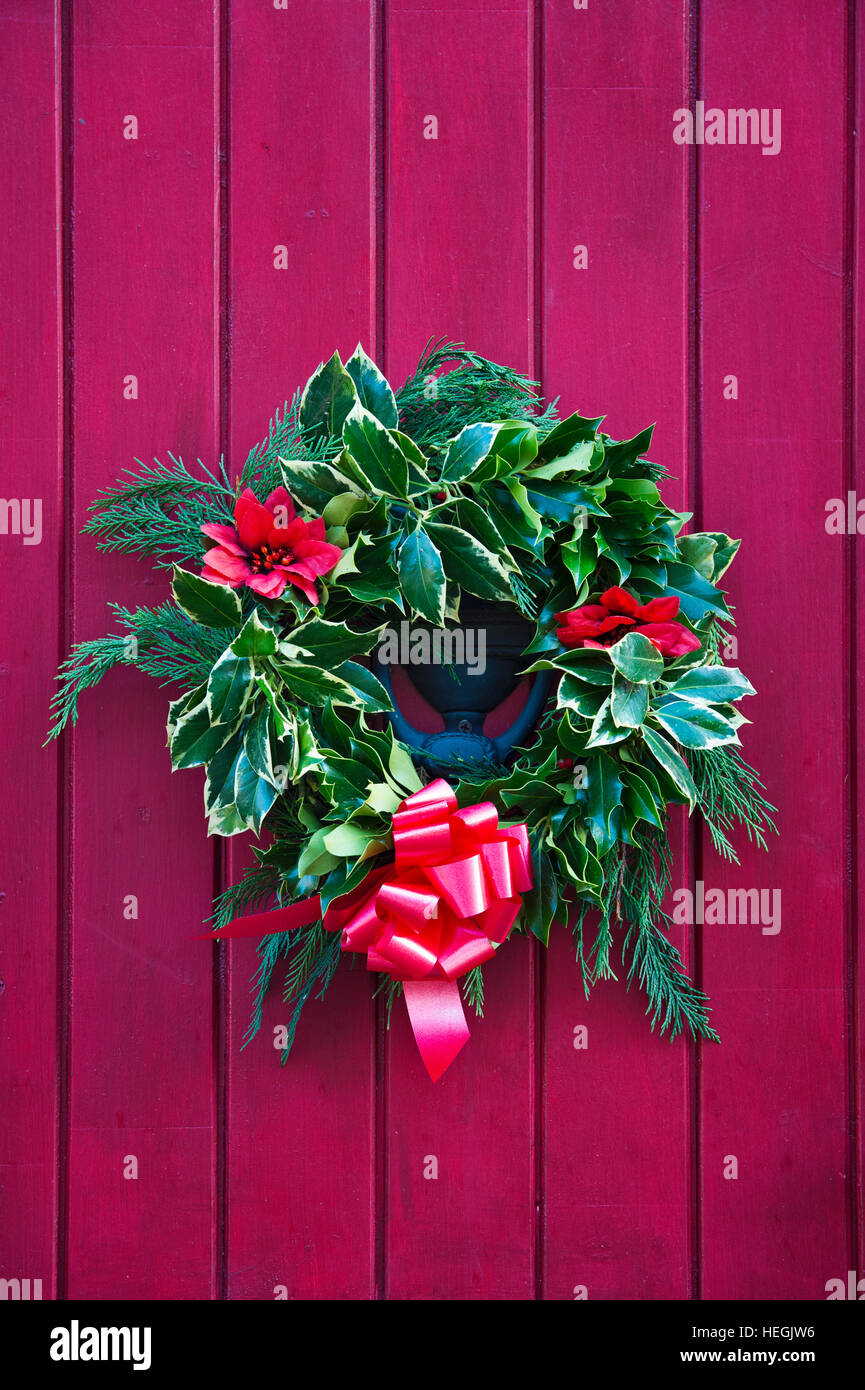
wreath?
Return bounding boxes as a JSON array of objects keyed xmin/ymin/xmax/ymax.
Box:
[{"xmin": 49, "ymin": 341, "xmax": 775, "ymax": 1079}]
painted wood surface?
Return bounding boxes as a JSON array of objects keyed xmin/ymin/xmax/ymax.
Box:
[{"xmin": 0, "ymin": 0, "xmax": 860, "ymax": 1301}]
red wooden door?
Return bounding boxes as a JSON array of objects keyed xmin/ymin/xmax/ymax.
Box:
[{"xmin": 0, "ymin": 0, "xmax": 859, "ymax": 1301}]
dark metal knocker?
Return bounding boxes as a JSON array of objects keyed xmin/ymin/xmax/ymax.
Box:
[{"xmin": 373, "ymin": 598, "xmax": 552, "ymax": 774}]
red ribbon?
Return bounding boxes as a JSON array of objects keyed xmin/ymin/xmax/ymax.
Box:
[{"xmin": 205, "ymin": 779, "xmax": 533, "ymax": 1081}]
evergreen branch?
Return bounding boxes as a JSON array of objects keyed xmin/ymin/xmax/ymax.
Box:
[
  {"xmin": 279, "ymin": 929, "xmax": 342, "ymax": 1064},
  {"xmin": 82, "ymin": 454, "xmax": 237, "ymax": 566},
  {"xmin": 109, "ymin": 601, "xmax": 229, "ymax": 686},
  {"xmin": 242, "ymin": 932, "xmax": 294, "ymax": 1050},
  {"xmin": 46, "ymin": 601, "xmax": 231, "ymax": 741},
  {"xmin": 373, "ymin": 975, "xmax": 403, "ymax": 1028},
  {"xmin": 45, "ymin": 633, "xmax": 131, "ymax": 741},
  {"xmin": 241, "ymin": 393, "xmax": 336, "ymax": 498},
  {"xmin": 395, "ymin": 338, "xmax": 558, "ymax": 449},
  {"xmin": 615, "ymin": 830, "xmax": 720, "ymax": 1042},
  {"xmin": 461, "ymin": 964, "xmax": 485, "ymax": 1018},
  {"xmin": 691, "ymin": 745, "xmax": 777, "ymax": 863}
]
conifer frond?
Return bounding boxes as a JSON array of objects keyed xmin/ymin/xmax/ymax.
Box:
[
  {"xmin": 82, "ymin": 454, "xmax": 237, "ymax": 566},
  {"xmin": 46, "ymin": 634, "xmax": 131, "ymax": 741},
  {"xmin": 395, "ymin": 338, "xmax": 558, "ymax": 449},
  {"xmin": 691, "ymin": 745, "xmax": 777, "ymax": 862}
]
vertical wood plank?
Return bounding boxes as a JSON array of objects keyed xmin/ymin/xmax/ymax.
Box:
[
  {"xmin": 67, "ymin": 0, "xmax": 218, "ymax": 1298},
  {"xmin": 384, "ymin": 0, "xmax": 537, "ymax": 1300},
  {"xmin": 699, "ymin": 0, "xmax": 849, "ymax": 1297},
  {"xmin": 540, "ymin": 0, "xmax": 694, "ymax": 1300},
  {"xmin": 224, "ymin": 0, "xmax": 377, "ymax": 1300},
  {"xmin": 855, "ymin": 0, "xmax": 865, "ymax": 1293},
  {"xmin": 0, "ymin": 0, "xmax": 62, "ymax": 1300}
]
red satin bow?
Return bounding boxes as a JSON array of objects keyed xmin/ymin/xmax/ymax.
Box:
[{"xmin": 204, "ymin": 778, "xmax": 533, "ymax": 1081}]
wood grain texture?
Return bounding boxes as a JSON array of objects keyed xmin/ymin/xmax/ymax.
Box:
[
  {"xmin": 0, "ymin": 0, "xmax": 62, "ymax": 1301},
  {"xmin": 0, "ymin": 0, "xmax": 860, "ymax": 1302},
  {"xmin": 540, "ymin": 0, "xmax": 694, "ymax": 1301},
  {"xmin": 698, "ymin": 0, "xmax": 850, "ymax": 1299},
  {"xmin": 383, "ymin": 0, "xmax": 537, "ymax": 1301},
  {"xmin": 223, "ymin": 0, "xmax": 377, "ymax": 1301},
  {"xmin": 66, "ymin": 0, "xmax": 218, "ymax": 1298},
  {"xmin": 855, "ymin": 0, "xmax": 865, "ymax": 1295}
]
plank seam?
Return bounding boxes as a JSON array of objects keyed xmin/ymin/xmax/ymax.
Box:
[
  {"xmin": 374, "ymin": 0, "xmax": 388, "ymax": 1304},
  {"xmin": 844, "ymin": 0, "xmax": 860, "ymax": 1284},
  {"xmin": 532, "ymin": 0, "xmax": 545, "ymax": 1305},
  {"xmin": 688, "ymin": 0, "xmax": 702, "ymax": 1305},
  {"xmin": 55, "ymin": 0, "xmax": 75, "ymax": 1305},
  {"xmin": 215, "ymin": 0, "xmax": 232, "ymax": 1303}
]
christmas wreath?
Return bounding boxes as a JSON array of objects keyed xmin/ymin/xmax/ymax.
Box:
[{"xmin": 49, "ymin": 342, "xmax": 775, "ymax": 1079}]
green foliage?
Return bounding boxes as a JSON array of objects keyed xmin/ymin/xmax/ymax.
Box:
[
  {"xmin": 690, "ymin": 746, "xmax": 777, "ymax": 863},
  {"xmin": 50, "ymin": 340, "xmax": 773, "ymax": 1056},
  {"xmin": 82, "ymin": 454, "xmax": 237, "ymax": 566}
]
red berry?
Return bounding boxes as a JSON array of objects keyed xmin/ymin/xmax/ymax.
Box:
[
  {"xmin": 433, "ymin": 490, "xmax": 447, "ymax": 502},
  {"xmin": 557, "ymin": 757, "xmax": 574, "ymax": 770}
]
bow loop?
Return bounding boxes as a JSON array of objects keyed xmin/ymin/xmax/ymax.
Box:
[{"xmin": 208, "ymin": 779, "xmax": 533, "ymax": 1082}]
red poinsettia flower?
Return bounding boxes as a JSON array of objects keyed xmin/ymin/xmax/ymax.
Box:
[
  {"xmin": 200, "ymin": 486, "xmax": 342, "ymax": 604},
  {"xmin": 555, "ymin": 585, "xmax": 701, "ymax": 659}
]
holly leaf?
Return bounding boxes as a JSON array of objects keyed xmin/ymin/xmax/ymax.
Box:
[
  {"xmin": 397, "ymin": 523, "xmax": 447, "ymax": 625},
  {"xmin": 608, "ymin": 631, "xmax": 664, "ymax": 684},
  {"xmin": 169, "ymin": 700, "xmax": 237, "ymax": 770},
  {"xmin": 666, "ymin": 664, "xmax": 755, "ymax": 706},
  {"xmin": 425, "ymin": 521, "xmax": 512, "ymax": 602},
  {"xmin": 230, "ymin": 609, "xmax": 280, "ymax": 658},
  {"xmin": 233, "ymin": 747, "xmax": 279, "ymax": 832},
  {"xmin": 521, "ymin": 835, "xmax": 558, "ymax": 945},
  {"xmin": 206, "ymin": 651, "xmax": 255, "ymax": 725},
  {"xmin": 660, "ymin": 561, "xmax": 731, "ymax": 623},
  {"xmin": 641, "ymin": 727, "xmax": 697, "ymax": 809},
  {"xmin": 535, "ymin": 409, "xmax": 604, "ymax": 461},
  {"xmin": 583, "ymin": 753, "xmax": 624, "ymax": 856},
  {"xmin": 279, "ymin": 458, "xmax": 366, "ymax": 513},
  {"xmin": 525, "ymin": 440, "xmax": 595, "ymax": 479},
  {"xmin": 172, "ymin": 567, "xmax": 242, "ymax": 628},
  {"xmin": 652, "ymin": 697, "xmax": 739, "ymax": 750},
  {"xmin": 586, "ymin": 696, "xmax": 629, "ymax": 748},
  {"xmin": 287, "ymin": 616, "xmax": 380, "ymax": 668},
  {"xmin": 611, "ymin": 671, "xmax": 649, "ymax": 728},
  {"xmin": 343, "ymin": 403, "xmax": 409, "ymax": 498},
  {"xmin": 439, "ymin": 421, "xmax": 498, "ymax": 483},
  {"xmin": 332, "ymin": 661, "xmax": 393, "ymax": 714},
  {"xmin": 299, "ymin": 351, "xmax": 359, "ymax": 439},
  {"xmin": 344, "ymin": 343, "xmax": 398, "ymax": 428},
  {"xmin": 242, "ymin": 704, "xmax": 279, "ymax": 787},
  {"xmin": 621, "ymin": 767, "xmax": 665, "ymax": 830}
]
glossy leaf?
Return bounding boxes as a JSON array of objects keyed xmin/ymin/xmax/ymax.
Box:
[
  {"xmin": 611, "ymin": 671, "xmax": 649, "ymax": 728},
  {"xmin": 397, "ymin": 523, "xmax": 447, "ymax": 625},
  {"xmin": 641, "ymin": 726, "xmax": 697, "ymax": 809},
  {"xmin": 343, "ymin": 403, "xmax": 409, "ymax": 498},
  {"xmin": 206, "ymin": 651, "xmax": 254, "ymax": 725},
  {"xmin": 345, "ymin": 343, "xmax": 399, "ymax": 428},
  {"xmin": 652, "ymin": 697, "xmax": 739, "ymax": 750},
  {"xmin": 288, "ymin": 616, "xmax": 380, "ymax": 668},
  {"xmin": 299, "ymin": 351, "xmax": 358, "ymax": 439},
  {"xmin": 172, "ymin": 566, "xmax": 242, "ymax": 628},
  {"xmin": 586, "ymin": 696, "xmax": 629, "ymax": 748},
  {"xmin": 583, "ymin": 752, "xmax": 624, "ymax": 856},
  {"xmin": 608, "ymin": 631, "xmax": 664, "ymax": 683},
  {"xmin": 425, "ymin": 521, "xmax": 512, "ymax": 601},
  {"xmin": 230, "ymin": 609, "xmax": 279, "ymax": 658},
  {"xmin": 667, "ymin": 664, "xmax": 755, "ymax": 706}
]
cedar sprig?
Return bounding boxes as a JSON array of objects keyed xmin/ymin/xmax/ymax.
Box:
[
  {"xmin": 82, "ymin": 453, "xmax": 237, "ymax": 566},
  {"xmin": 691, "ymin": 745, "xmax": 777, "ymax": 863},
  {"xmin": 395, "ymin": 338, "xmax": 558, "ymax": 450}
]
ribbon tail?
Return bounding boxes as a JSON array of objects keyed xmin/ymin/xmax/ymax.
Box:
[
  {"xmin": 197, "ymin": 894, "xmax": 322, "ymax": 940},
  {"xmin": 403, "ymin": 980, "xmax": 471, "ymax": 1083}
]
